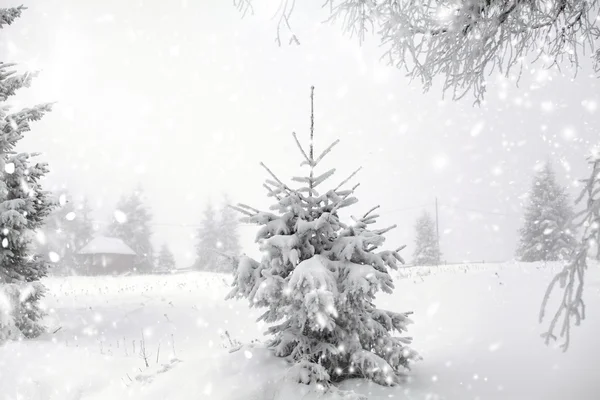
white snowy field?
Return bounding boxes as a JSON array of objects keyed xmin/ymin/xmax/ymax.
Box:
[{"xmin": 0, "ymin": 261, "xmax": 599, "ymax": 400}]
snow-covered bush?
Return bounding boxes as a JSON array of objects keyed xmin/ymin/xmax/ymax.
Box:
[{"xmin": 227, "ymin": 87, "xmax": 418, "ymax": 386}]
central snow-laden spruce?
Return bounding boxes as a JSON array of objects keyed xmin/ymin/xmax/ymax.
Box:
[{"xmin": 226, "ymin": 88, "xmax": 418, "ymax": 386}]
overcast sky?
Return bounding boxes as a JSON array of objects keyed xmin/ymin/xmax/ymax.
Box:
[{"xmin": 3, "ymin": 0, "xmax": 599, "ymax": 266}]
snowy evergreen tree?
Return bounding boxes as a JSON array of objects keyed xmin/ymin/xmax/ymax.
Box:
[
  {"xmin": 217, "ymin": 194, "xmax": 241, "ymax": 272},
  {"xmin": 0, "ymin": 5, "xmax": 55, "ymax": 341},
  {"xmin": 412, "ymin": 211, "xmax": 441, "ymax": 266},
  {"xmin": 107, "ymin": 189, "xmax": 154, "ymax": 273},
  {"xmin": 156, "ymin": 243, "xmax": 176, "ymax": 273},
  {"xmin": 541, "ymin": 149, "xmax": 600, "ymax": 350},
  {"xmin": 516, "ymin": 162, "xmax": 576, "ymax": 262},
  {"xmin": 227, "ymin": 87, "xmax": 418, "ymax": 387},
  {"xmin": 36, "ymin": 192, "xmax": 94, "ymax": 275},
  {"xmin": 194, "ymin": 202, "xmax": 219, "ymax": 271}
]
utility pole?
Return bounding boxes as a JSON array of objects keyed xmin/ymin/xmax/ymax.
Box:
[{"xmin": 435, "ymin": 197, "xmax": 440, "ymax": 263}]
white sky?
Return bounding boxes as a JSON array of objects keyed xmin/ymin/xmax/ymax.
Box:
[{"xmin": 2, "ymin": 0, "xmax": 599, "ymax": 267}]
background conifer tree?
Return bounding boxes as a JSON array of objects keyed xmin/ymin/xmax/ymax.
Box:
[
  {"xmin": 194, "ymin": 202, "xmax": 219, "ymax": 271},
  {"xmin": 37, "ymin": 192, "xmax": 94, "ymax": 275},
  {"xmin": 412, "ymin": 211, "xmax": 441, "ymax": 266},
  {"xmin": 107, "ymin": 189, "xmax": 154, "ymax": 273},
  {"xmin": 517, "ymin": 162, "xmax": 576, "ymax": 262},
  {"xmin": 156, "ymin": 243, "xmax": 176, "ymax": 273}
]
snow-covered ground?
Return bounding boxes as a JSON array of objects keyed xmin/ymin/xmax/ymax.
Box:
[{"xmin": 1, "ymin": 261, "xmax": 599, "ymax": 400}]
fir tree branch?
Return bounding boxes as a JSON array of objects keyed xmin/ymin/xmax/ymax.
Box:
[
  {"xmin": 260, "ymin": 162, "xmax": 292, "ymax": 193},
  {"xmin": 312, "ymin": 168, "xmax": 336, "ymax": 188},
  {"xmin": 314, "ymin": 139, "xmax": 340, "ymax": 166},
  {"xmin": 263, "ymin": 183, "xmax": 283, "ymax": 200},
  {"xmin": 334, "ymin": 167, "xmax": 362, "ymax": 191},
  {"xmin": 374, "ymin": 224, "xmax": 397, "ymax": 235},
  {"xmin": 292, "ymin": 132, "xmax": 312, "ymax": 166},
  {"xmin": 363, "ymin": 205, "xmax": 380, "ymax": 219},
  {"xmin": 229, "ymin": 204, "xmax": 255, "ymax": 217},
  {"xmin": 0, "ymin": 6, "xmax": 26, "ymax": 30}
]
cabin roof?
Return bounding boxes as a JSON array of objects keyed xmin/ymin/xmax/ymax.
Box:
[{"xmin": 78, "ymin": 236, "xmax": 136, "ymax": 256}]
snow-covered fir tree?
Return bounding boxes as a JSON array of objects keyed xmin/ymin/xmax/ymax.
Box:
[
  {"xmin": 541, "ymin": 149, "xmax": 600, "ymax": 350},
  {"xmin": 1, "ymin": 5, "xmax": 55, "ymax": 341},
  {"xmin": 194, "ymin": 202, "xmax": 219, "ymax": 271},
  {"xmin": 156, "ymin": 243, "xmax": 176, "ymax": 274},
  {"xmin": 107, "ymin": 189, "xmax": 154, "ymax": 273},
  {"xmin": 516, "ymin": 162, "xmax": 576, "ymax": 262},
  {"xmin": 412, "ymin": 211, "xmax": 441, "ymax": 266},
  {"xmin": 36, "ymin": 192, "xmax": 94, "ymax": 275},
  {"xmin": 227, "ymin": 87, "xmax": 418, "ymax": 387},
  {"xmin": 217, "ymin": 194, "xmax": 241, "ymax": 272}
]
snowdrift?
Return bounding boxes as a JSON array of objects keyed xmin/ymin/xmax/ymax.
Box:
[{"xmin": 0, "ymin": 262, "xmax": 598, "ymax": 399}]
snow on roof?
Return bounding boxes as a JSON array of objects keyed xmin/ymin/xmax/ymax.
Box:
[{"xmin": 78, "ymin": 236, "xmax": 136, "ymax": 256}]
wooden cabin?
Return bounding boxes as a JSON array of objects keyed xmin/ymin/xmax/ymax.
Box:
[{"xmin": 77, "ymin": 236, "xmax": 136, "ymax": 275}]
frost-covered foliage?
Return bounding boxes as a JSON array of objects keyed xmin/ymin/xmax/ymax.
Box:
[
  {"xmin": 36, "ymin": 192, "xmax": 94, "ymax": 275},
  {"xmin": 540, "ymin": 149, "xmax": 600, "ymax": 350},
  {"xmin": 412, "ymin": 211, "xmax": 441, "ymax": 266},
  {"xmin": 0, "ymin": 5, "xmax": 24, "ymax": 29},
  {"xmin": 0, "ymin": 6, "xmax": 55, "ymax": 342},
  {"xmin": 156, "ymin": 243, "xmax": 176, "ymax": 273},
  {"xmin": 227, "ymin": 87, "xmax": 418, "ymax": 386},
  {"xmin": 235, "ymin": 0, "xmax": 600, "ymax": 101},
  {"xmin": 107, "ymin": 189, "xmax": 154, "ymax": 273},
  {"xmin": 194, "ymin": 197, "xmax": 241, "ymax": 272},
  {"xmin": 517, "ymin": 162, "xmax": 576, "ymax": 262}
]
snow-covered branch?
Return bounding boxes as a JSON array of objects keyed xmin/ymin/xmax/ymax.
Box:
[{"xmin": 237, "ymin": 0, "xmax": 600, "ymax": 101}]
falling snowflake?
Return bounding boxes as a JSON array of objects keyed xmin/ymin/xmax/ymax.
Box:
[{"xmin": 114, "ymin": 210, "xmax": 127, "ymax": 223}]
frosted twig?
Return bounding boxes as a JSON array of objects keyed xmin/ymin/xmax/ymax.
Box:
[
  {"xmin": 229, "ymin": 205, "xmax": 254, "ymax": 217},
  {"xmin": 236, "ymin": 203, "xmax": 261, "ymax": 213},
  {"xmin": 171, "ymin": 334, "xmax": 177, "ymax": 359},
  {"xmin": 539, "ymin": 249, "xmax": 586, "ymax": 351},
  {"xmin": 540, "ymin": 155, "xmax": 598, "ymax": 350},
  {"xmin": 263, "ymin": 183, "xmax": 283, "ymax": 200},
  {"xmin": 292, "ymin": 132, "xmax": 312, "ymax": 166},
  {"xmin": 312, "ymin": 168, "xmax": 336, "ymax": 188},
  {"xmin": 260, "ymin": 162, "xmax": 292, "ymax": 192},
  {"xmin": 375, "ymin": 224, "xmax": 397, "ymax": 235},
  {"xmin": 363, "ymin": 205, "xmax": 380, "ymax": 219},
  {"xmin": 139, "ymin": 331, "xmax": 152, "ymax": 368},
  {"xmin": 335, "ymin": 167, "xmax": 362, "ymax": 191},
  {"xmin": 314, "ymin": 139, "xmax": 340, "ymax": 166}
]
